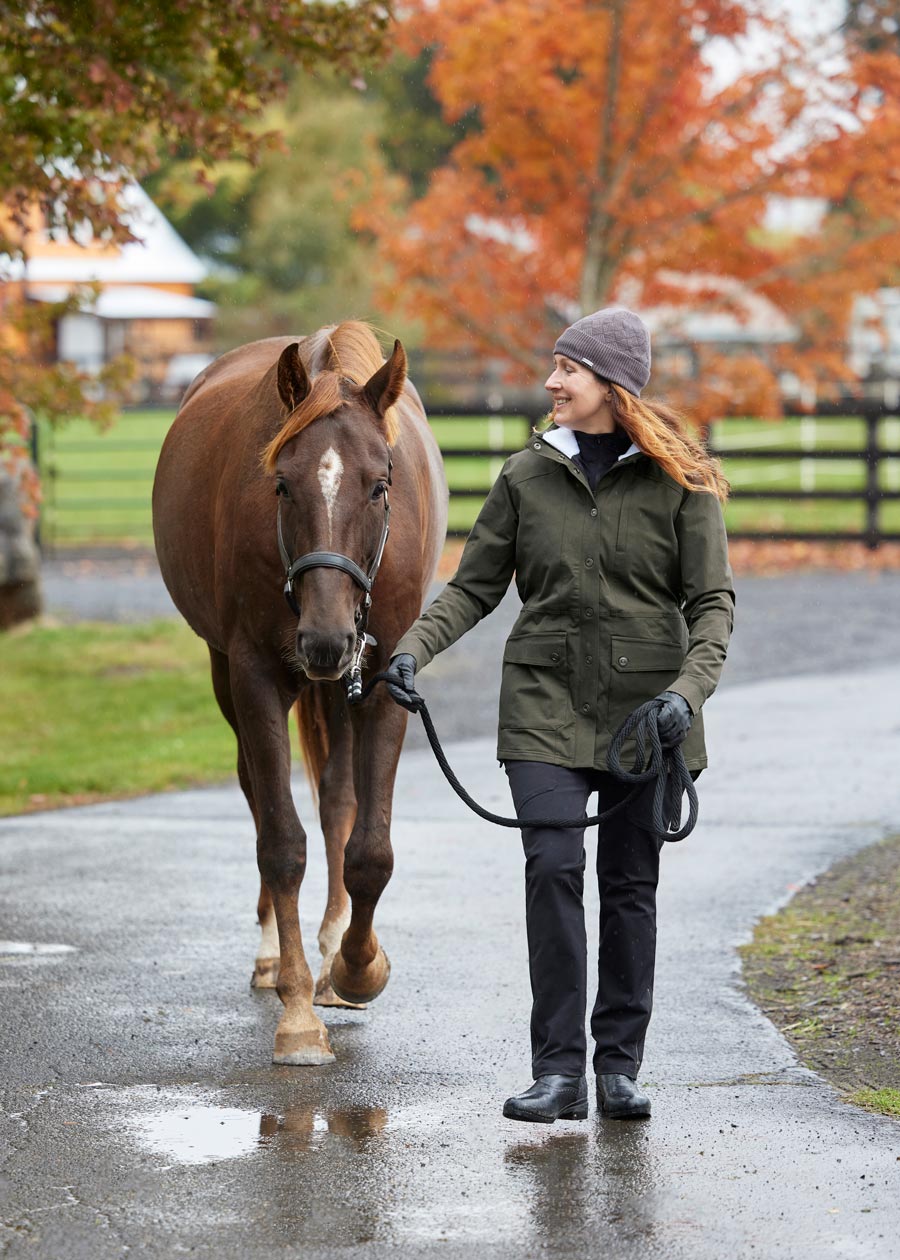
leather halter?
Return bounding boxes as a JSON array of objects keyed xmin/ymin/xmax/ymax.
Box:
[{"xmin": 276, "ymin": 457, "xmax": 392, "ymax": 638}]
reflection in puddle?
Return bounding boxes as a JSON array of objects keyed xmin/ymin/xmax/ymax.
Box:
[
  {"xmin": 259, "ymin": 1105, "xmax": 387, "ymax": 1148},
  {"xmin": 127, "ymin": 1092, "xmax": 388, "ymax": 1166}
]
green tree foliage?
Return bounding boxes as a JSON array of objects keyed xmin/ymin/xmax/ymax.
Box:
[
  {"xmin": 368, "ymin": 49, "xmax": 476, "ymax": 199},
  {"xmin": 149, "ymin": 73, "xmax": 407, "ymax": 344},
  {"xmin": 147, "ymin": 51, "xmax": 467, "ymax": 344},
  {"xmin": 0, "ymin": 0, "xmax": 391, "ymax": 250},
  {"xmin": 0, "ymin": 0, "xmax": 392, "ymax": 494}
]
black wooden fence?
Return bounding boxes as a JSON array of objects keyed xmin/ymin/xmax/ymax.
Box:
[
  {"xmin": 31, "ymin": 399, "xmax": 900, "ymax": 549},
  {"xmin": 715, "ymin": 401, "xmax": 900, "ymax": 548},
  {"xmin": 429, "ymin": 401, "xmax": 900, "ymax": 546}
]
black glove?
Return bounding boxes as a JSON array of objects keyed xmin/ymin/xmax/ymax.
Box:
[
  {"xmin": 655, "ymin": 690, "xmax": 692, "ymax": 748},
  {"xmin": 384, "ymin": 653, "xmax": 423, "ymax": 712}
]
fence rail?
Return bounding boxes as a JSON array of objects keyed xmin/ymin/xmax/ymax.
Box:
[{"xmin": 32, "ymin": 402, "xmax": 900, "ymax": 550}]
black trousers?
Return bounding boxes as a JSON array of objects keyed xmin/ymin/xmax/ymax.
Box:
[{"xmin": 504, "ymin": 760, "xmax": 699, "ymax": 1081}]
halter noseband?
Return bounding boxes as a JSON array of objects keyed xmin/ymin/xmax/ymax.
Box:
[{"xmin": 276, "ymin": 456, "xmax": 392, "ymax": 698}]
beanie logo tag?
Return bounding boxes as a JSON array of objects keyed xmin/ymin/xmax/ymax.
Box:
[{"xmin": 581, "ymin": 357, "xmax": 594, "ymax": 368}]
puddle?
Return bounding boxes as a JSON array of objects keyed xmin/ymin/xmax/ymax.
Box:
[
  {"xmin": 134, "ymin": 1104, "xmax": 263, "ymax": 1165},
  {"xmin": 0, "ymin": 940, "xmax": 77, "ymax": 956},
  {"xmin": 120, "ymin": 1088, "xmax": 388, "ymax": 1166}
]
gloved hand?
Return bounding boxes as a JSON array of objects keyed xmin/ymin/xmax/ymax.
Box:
[
  {"xmin": 655, "ymin": 690, "xmax": 692, "ymax": 748},
  {"xmin": 384, "ymin": 653, "xmax": 423, "ymax": 712}
]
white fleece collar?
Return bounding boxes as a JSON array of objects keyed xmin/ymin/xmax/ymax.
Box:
[{"xmin": 540, "ymin": 426, "xmax": 641, "ymax": 462}]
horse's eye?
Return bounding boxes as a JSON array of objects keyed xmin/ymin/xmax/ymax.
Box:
[
  {"xmin": 276, "ymin": 480, "xmax": 289, "ymax": 498},
  {"xmin": 371, "ymin": 482, "xmax": 386, "ymax": 500}
]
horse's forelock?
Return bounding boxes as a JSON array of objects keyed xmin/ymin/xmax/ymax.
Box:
[
  {"xmin": 321, "ymin": 321, "xmax": 402, "ymax": 446},
  {"xmin": 261, "ymin": 372, "xmax": 346, "ymax": 473},
  {"xmin": 263, "ymin": 323, "xmax": 402, "ymax": 472}
]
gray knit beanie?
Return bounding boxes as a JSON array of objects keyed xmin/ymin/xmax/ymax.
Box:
[{"xmin": 553, "ymin": 307, "xmax": 651, "ymax": 397}]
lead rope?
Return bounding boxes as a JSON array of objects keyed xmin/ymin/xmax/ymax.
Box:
[{"xmin": 354, "ymin": 677, "xmax": 698, "ymax": 843}]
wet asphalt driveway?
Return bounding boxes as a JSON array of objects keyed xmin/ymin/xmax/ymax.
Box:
[{"xmin": 1, "ymin": 567, "xmax": 900, "ymax": 1257}]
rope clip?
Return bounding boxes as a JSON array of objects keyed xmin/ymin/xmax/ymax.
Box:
[{"xmin": 344, "ymin": 633, "xmax": 377, "ymax": 705}]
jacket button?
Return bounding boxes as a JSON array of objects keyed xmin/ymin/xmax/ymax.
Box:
[
  {"xmin": 590, "ymin": 508, "xmax": 598, "ymax": 517},
  {"xmin": 533, "ymin": 442, "xmax": 541, "ymax": 450},
  {"xmin": 583, "ymin": 608, "xmax": 593, "ymax": 619},
  {"xmin": 618, "ymin": 655, "xmax": 629, "ymax": 667},
  {"xmin": 550, "ymin": 651, "xmax": 560, "ymax": 662},
  {"xmin": 581, "ymin": 703, "xmax": 591, "ymax": 714},
  {"xmin": 586, "ymin": 655, "xmax": 593, "ymax": 664},
  {"xmin": 584, "ymin": 557, "xmax": 594, "ymax": 567}
]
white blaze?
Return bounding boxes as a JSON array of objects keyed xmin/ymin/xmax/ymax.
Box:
[{"xmin": 317, "ymin": 446, "xmax": 343, "ymax": 541}]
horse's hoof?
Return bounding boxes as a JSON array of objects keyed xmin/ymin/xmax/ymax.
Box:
[
  {"xmin": 251, "ymin": 957, "xmax": 279, "ymax": 989},
  {"xmin": 272, "ymin": 1025, "xmax": 335, "ymax": 1066},
  {"xmin": 314, "ymin": 980, "xmax": 367, "ymax": 1010},
  {"xmin": 330, "ymin": 945, "xmax": 391, "ymax": 1006}
]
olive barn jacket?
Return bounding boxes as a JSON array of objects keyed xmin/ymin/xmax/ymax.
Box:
[{"xmin": 393, "ymin": 425, "xmax": 735, "ymax": 771}]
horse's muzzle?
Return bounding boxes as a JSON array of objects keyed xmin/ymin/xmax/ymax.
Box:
[{"xmin": 296, "ymin": 630, "xmax": 356, "ymax": 681}]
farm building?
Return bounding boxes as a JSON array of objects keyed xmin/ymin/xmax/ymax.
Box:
[{"xmin": 1, "ymin": 183, "xmax": 215, "ymax": 401}]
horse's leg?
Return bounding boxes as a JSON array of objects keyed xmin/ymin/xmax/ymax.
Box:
[
  {"xmin": 208, "ymin": 647, "xmax": 282, "ymax": 990},
  {"xmin": 313, "ymin": 694, "xmax": 361, "ymax": 1008},
  {"xmin": 229, "ymin": 657, "xmax": 333, "ymax": 1065},
  {"xmin": 330, "ymin": 690, "xmax": 407, "ymax": 1005}
]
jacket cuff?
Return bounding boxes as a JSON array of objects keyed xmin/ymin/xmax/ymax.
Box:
[
  {"xmin": 667, "ymin": 679, "xmax": 704, "ymax": 717},
  {"xmin": 391, "ymin": 630, "xmax": 426, "ymax": 670}
]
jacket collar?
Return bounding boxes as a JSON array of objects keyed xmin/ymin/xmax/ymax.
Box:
[{"xmin": 540, "ymin": 425, "xmax": 641, "ymax": 462}]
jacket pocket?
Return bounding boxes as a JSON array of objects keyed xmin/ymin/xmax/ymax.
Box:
[
  {"xmin": 500, "ymin": 632, "xmax": 569, "ymax": 732},
  {"xmin": 607, "ymin": 636, "xmax": 685, "ymax": 734},
  {"xmin": 610, "ymin": 637, "xmax": 684, "ymax": 673}
]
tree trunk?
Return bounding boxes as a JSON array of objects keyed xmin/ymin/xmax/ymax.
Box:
[
  {"xmin": 0, "ymin": 466, "xmax": 42, "ymax": 630},
  {"xmin": 580, "ymin": 0, "xmax": 624, "ymax": 314}
]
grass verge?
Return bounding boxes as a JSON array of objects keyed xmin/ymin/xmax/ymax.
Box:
[
  {"xmin": 740, "ymin": 834, "xmax": 900, "ymax": 1119},
  {"xmin": 0, "ymin": 620, "xmax": 236, "ymax": 816}
]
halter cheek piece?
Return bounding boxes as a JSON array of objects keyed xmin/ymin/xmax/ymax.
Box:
[{"xmin": 276, "ymin": 455, "xmax": 392, "ymax": 701}]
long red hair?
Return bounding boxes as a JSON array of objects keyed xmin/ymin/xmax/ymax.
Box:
[{"xmin": 609, "ymin": 385, "xmax": 729, "ymax": 502}]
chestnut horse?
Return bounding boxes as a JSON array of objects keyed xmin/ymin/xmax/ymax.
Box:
[{"xmin": 152, "ymin": 321, "xmax": 448, "ymax": 1064}]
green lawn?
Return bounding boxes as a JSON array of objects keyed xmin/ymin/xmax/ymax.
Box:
[
  {"xmin": 0, "ymin": 620, "xmax": 237, "ymax": 815},
  {"xmin": 34, "ymin": 409, "xmax": 900, "ymax": 543}
]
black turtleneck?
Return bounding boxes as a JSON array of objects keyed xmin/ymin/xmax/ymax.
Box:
[{"xmin": 572, "ymin": 427, "xmax": 632, "ymax": 491}]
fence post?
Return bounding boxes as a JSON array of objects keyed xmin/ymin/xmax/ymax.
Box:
[
  {"xmin": 29, "ymin": 413, "xmax": 42, "ymax": 553},
  {"xmin": 864, "ymin": 409, "xmax": 880, "ymax": 550}
]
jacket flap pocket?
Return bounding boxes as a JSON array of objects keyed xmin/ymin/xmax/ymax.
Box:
[
  {"xmin": 611, "ymin": 637, "xmax": 683, "ymax": 672},
  {"xmin": 503, "ymin": 633, "xmax": 566, "ymax": 667}
]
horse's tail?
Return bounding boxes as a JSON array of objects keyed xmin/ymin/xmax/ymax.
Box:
[{"xmin": 294, "ymin": 685, "xmax": 330, "ymax": 813}]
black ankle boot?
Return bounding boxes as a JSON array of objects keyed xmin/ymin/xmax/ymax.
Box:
[
  {"xmin": 596, "ymin": 1073, "xmax": 651, "ymax": 1119},
  {"xmin": 502, "ymin": 1074, "xmax": 588, "ymax": 1124}
]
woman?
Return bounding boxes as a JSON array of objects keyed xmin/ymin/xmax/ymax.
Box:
[{"xmin": 385, "ymin": 308, "xmax": 734, "ymax": 1123}]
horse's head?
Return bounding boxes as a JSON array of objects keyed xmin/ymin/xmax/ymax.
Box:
[{"xmin": 265, "ymin": 337, "xmax": 405, "ymax": 681}]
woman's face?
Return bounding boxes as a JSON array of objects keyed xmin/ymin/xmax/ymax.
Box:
[{"xmin": 544, "ymin": 355, "xmax": 614, "ymax": 433}]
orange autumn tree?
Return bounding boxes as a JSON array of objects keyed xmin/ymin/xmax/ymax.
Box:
[{"xmin": 371, "ymin": 0, "xmax": 900, "ymax": 421}]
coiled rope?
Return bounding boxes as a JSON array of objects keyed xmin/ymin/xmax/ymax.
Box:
[{"xmin": 356, "ymin": 676, "xmax": 698, "ymax": 843}]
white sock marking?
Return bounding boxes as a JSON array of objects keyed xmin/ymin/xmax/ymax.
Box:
[
  {"xmin": 317, "ymin": 447, "xmax": 343, "ymax": 542},
  {"xmin": 257, "ymin": 910, "xmax": 280, "ymax": 961}
]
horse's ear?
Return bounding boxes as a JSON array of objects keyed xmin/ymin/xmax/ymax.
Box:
[
  {"xmin": 277, "ymin": 343, "xmax": 310, "ymax": 413},
  {"xmin": 362, "ymin": 339, "xmax": 407, "ymax": 419}
]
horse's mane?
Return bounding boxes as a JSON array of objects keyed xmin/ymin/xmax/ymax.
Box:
[{"xmin": 262, "ymin": 321, "xmax": 401, "ymax": 472}]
